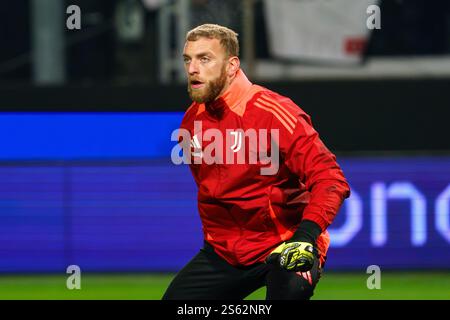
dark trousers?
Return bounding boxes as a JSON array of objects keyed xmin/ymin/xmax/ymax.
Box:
[{"xmin": 162, "ymin": 242, "xmax": 322, "ymax": 300}]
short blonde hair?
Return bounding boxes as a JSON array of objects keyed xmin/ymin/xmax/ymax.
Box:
[{"xmin": 186, "ymin": 24, "xmax": 239, "ymax": 57}]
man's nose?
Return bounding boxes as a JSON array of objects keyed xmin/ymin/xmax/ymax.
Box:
[{"xmin": 188, "ymin": 60, "xmax": 199, "ymax": 75}]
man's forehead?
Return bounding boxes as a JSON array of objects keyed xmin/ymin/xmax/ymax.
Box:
[{"xmin": 184, "ymin": 37, "xmax": 224, "ymax": 55}]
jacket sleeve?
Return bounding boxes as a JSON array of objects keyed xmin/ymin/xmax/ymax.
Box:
[{"xmin": 276, "ymin": 101, "xmax": 351, "ymax": 232}]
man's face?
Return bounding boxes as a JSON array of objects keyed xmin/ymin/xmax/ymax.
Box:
[{"xmin": 183, "ymin": 37, "xmax": 229, "ymax": 103}]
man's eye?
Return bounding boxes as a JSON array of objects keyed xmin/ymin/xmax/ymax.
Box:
[
  {"xmin": 200, "ymin": 57, "xmax": 210, "ymax": 63},
  {"xmin": 183, "ymin": 57, "xmax": 190, "ymax": 64}
]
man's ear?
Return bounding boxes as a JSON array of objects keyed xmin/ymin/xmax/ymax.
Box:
[{"xmin": 227, "ymin": 56, "xmax": 240, "ymax": 76}]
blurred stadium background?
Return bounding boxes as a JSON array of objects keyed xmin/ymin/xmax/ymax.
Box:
[{"xmin": 0, "ymin": 0, "xmax": 449, "ymax": 300}]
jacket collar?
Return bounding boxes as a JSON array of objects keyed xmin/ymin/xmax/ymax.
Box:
[
  {"xmin": 199, "ymin": 69, "xmax": 253, "ymax": 117},
  {"xmin": 219, "ymin": 68, "xmax": 253, "ymax": 110}
]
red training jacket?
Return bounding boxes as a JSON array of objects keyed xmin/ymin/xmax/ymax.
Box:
[{"xmin": 179, "ymin": 69, "xmax": 350, "ymax": 267}]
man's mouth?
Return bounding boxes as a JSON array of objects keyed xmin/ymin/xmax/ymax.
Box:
[{"xmin": 190, "ymin": 80, "xmax": 204, "ymax": 89}]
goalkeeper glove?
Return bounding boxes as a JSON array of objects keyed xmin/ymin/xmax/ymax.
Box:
[{"xmin": 265, "ymin": 241, "xmax": 319, "ymax": 272}]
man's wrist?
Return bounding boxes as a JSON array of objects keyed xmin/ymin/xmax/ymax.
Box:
[{"xmin": 289, "ymin": 220, "xmax": 322, "ymax": 244}]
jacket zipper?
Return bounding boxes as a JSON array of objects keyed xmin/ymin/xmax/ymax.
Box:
[{"xmin": 212, "ymin": 116, "xmax": 243, "ymax": 265}]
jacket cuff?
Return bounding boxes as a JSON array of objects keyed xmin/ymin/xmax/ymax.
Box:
[{"xmin": 301, "ymin": 205, "xmax": 330, "ymax": 231}]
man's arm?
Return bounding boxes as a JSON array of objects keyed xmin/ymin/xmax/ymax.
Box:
[
  {"xmin": 263, "ymin": 93, "xmax": 350, "ymax": 271},
  {"xmin": 282, "ymin": 111, "xmax": 350, "ymax": 237}
]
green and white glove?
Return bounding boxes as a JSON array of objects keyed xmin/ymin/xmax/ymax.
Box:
[
  {"xmin": 266, "ymin": 220, "xmax": 322, "ymax": 272},
  {"xmin": 266, "ymin": 241, "xmax": 318, "ymax": 272}
]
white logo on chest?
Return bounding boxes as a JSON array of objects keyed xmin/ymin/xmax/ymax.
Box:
[
  {"xmin": 230, "ymin": 131, "xmax": 243, "ymax": 152},
  {"xmin": 190, "ymin": 134, "xmax": 203, "ymax": 158}
]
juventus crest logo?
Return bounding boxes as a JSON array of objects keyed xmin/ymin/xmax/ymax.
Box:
[{"xmin": 230, "ymin": 131, "xmax": 242, "ymax": 153}]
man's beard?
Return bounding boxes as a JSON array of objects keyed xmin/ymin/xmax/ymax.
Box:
[{"xmin": 188, "ymin": 67, "xmax": 227, "ymax": 104}]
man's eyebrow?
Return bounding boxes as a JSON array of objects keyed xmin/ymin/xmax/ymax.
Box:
[{"xmin": 183, "ymin": 52, "xmax": 213, "ymax": 58}]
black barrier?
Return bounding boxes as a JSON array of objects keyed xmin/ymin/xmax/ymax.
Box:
[{"xmin": 0, "ymin": 78, "xmax": 449, "ymax": 152}]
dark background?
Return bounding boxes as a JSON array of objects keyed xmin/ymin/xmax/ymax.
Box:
[{"xmin": 1, "ymin": 0, "xmax": 450, "ymax": 152}]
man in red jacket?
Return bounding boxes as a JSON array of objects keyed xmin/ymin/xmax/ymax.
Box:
[{"xmin": 163, "ymin": 24, "xmax": 350, "ymax": 300}]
